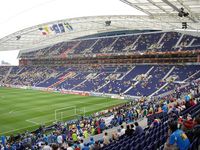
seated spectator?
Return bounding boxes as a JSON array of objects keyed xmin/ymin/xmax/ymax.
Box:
[
  {"xmin": 74, "ymin": 144, "xmax": 80, "ymax": 150},
  {"xmin": 92, "ymin": 141, "xmax": 101, "ymax": 150},
  {"xmin": 99, "ymin": 140, "xmax": 104, "ymax": 148},
  {"xmin": 119, "ymin": 125, "xmax": 125, "ymax": 136},
  {"xmin": 178, "ymin": 116, "xmax": 184, "ymax": 126},
  {"xmin": 89, "ymin": 137, "xmax": 95, "ymax": 146},
  {"xmin": 162, "ymin": 102, "xmax": 168, "ymax": 113},
  {"xmin": 187, "ymin": 114, "xmax": 200, "ymax": 141},
  {"xmin": 168, "ymin": 110, "xmax": 179, "ymax": 121},
  {"xmin": 147, "ymin": 109, "xmax": 153, "ymax": 116},
  {"xmin": 182, "ymin": 114, "xmax": 194, "ymax": 131},
  {"xmin": 82, "ymin": 143, "xmax": 90, "ymax": 150},
  {"xmin": 185, "ymin": 100, "xmax": 191, "ymax": 109},
  {"xmin": 57, "ymin": 134, "xmax": 63, "ymax": 146},
  {"xmin": 83, "ymin": 129, "xmax": 89, "ymax": 139},
  {"xmin": 157, "ymin": 106, "xmax": 163, "ymax": 113},
  {"xmin": 134, "ymin": 122, "xmax": 144, "ymax": 135},
  {"xmin": 189, "ymin": 99, "xmax": 196, "ymax": 107},
  {"xmin": 150, "ymin": 119, "xmax": 160, "ymax": 128},
  {"xmin": 164, "ymin": 121, "xmax": 190, "ymax": 150},
  {"xmin": 67, "ymin": 142, "xmax": 74, "ymax": 150},
  {"xmin": 51, "ymin": 144, "xmax": 59, "ymax": 150},
  {"xmin": 111, "ymin": 131, "xmax": 119, "ymax": 141},
  {"xmin": 117, "ymin": 128, "xmax": 122, "ymax": 137},
  {"xmin": 170, "ymin": 107, "xmax": 179, "ymax": 116},
  {"xmin": 142, "ymin": 107, "xmax": 148, "ymax": 117}
]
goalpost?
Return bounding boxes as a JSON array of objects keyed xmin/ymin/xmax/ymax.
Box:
[{"xmin": 55, "ymin": 106, "xmax": 86, "ymax": 122}]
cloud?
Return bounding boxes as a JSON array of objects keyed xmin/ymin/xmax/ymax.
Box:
[{"xmin": 0, "ymin": 50, "xmax": 19, "ymax": 66}]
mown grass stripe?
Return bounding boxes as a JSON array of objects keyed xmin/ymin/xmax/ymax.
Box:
[{"xmin": 0, "ymin": 87, "xmax": 127, "ymax": 135}]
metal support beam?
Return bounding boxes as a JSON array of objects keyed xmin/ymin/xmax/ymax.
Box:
[{"xmin": 162, "ymin": 0, "xmax": 198, "ymax": 23}]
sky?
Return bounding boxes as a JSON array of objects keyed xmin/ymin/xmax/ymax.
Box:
[{"xmin": 0, "ymin": 0, "xmax": 144, "ymax": 65}]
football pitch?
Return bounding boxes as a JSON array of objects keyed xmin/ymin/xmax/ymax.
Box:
[{"xmin": 0, "ymin": 87, "xmax": 127, "ymax": 135}]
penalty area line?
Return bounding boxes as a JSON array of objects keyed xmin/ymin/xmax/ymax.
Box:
[{"xmin": 26, "ymin": 119, "xmax": 40, "ymax": 125}]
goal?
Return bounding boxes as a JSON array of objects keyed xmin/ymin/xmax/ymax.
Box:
[{"xmin": 55, "ymin": 106, "xmax": 85, "ymax": 122}]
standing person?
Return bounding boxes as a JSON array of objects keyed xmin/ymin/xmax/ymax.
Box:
[
  {"xmin": 130, "ymin": 124, "xmax": 135, "ymax": 133},
  {"xmin": 83, "ymin": 129, "xmax": 89, "ymax": 139},
  {"xmin": 79, "ymin": 139, "xmax": 84, "ymax": 150},
  {"xmin": 103, "ymin": 132, "xmax": 110, "ymax": 145},
  {"xmin": 164, "ymin": 121, "xmax": 190, "ymax": 150},
  {"xmin": 72, "ymin": 132, "xmax": 78, "ymax": 143},
  {"xmin": 125, "ymin": 125, "xmax": 133, "ymax": 136},
  {"xmin": 1, "ymin": 136, "xmax": 6, "ymax": 149},
  {"xmin": 42, "ymin": 142, "xmax": 51, "ymax": 150}
]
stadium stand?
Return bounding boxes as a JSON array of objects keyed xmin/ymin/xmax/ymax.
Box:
[
  {"xmin": 1, "ymin": 65, "xmax": 199, "ymax": 98},
  {"xmin": 18, "ymin": 32, "xmax": 200, "ymax": 59}
]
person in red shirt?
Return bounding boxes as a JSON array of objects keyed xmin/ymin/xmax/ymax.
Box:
[
  {"xmin": 183, "ymin": 119, "xmax": 194, "ymax": 129},
  {"xmin": 178, "ymin": 116, "xmax": 183, "ymax": 125},
  {"xmin": 189, "ymin": 99, "xmax": 196, "ymax": 107}
]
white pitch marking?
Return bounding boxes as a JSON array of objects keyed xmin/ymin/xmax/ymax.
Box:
[
  {"xmin": 9, "ymin": 111, "xmax": 13, "ymax": 114},
  {"xmin": 26, "ymin": 119, "xmax": 40, "ymax": 125}
]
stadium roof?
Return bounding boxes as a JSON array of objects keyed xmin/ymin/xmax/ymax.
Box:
[{"xmin": 0, "ymin": 0, "xmax": 200, "ymax": 52}]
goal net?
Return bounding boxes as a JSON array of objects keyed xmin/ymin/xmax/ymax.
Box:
[{"xmin": 55, "ymin": 106, "xmax": 85, "ymax": 122}]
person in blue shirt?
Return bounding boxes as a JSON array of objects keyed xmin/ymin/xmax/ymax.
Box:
[
  {"xmin": 167, "ymin": 121, "xmax": 190, "ymax": 150},
  {"xmin": 82, "ymin": 143, "xmax": 90, "ymax": 150},
  {"xmin": 162, "ymin": 103, "xmax": 168, "ymax": 113},
  {"xmin": 89, "ymin": 137, "xmax": 95, "ymax": 145},
  {"xmin": 100, "ymin": 121, "xmax": 105, "ymax": 131},
  {"xmin": 134, "ymin": 122, "xmax": 144, "ymax": 135},
  {"xmin": 1, "ymin": 136, "xmax": 6, "ymax": 147}
]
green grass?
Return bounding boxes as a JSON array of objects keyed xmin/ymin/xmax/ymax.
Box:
[{"xmin": 0, "ymin": 87, "xmax": 127, "ymax": 136}]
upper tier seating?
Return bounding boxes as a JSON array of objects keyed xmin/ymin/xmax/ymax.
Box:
[{"xmin": 19, "ymin": 31, "xmax": 200, "ymax": 59}]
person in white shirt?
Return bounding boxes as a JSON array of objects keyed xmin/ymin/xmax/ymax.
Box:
[
  {"xmin": 42, "ymin": 142, "xmax": 52, "ymax": 150},
  {"xmin": 67, "ymin": 143, "xmax": 73, "ymax": 150},
  {"xmin": 120, "ymin": 125, "xmax": 126, "ymax": 136},
  {"xmin": 79, "ymin": 139, "xmax": 84, "ymax": 150},
  {"xmin": 103, "ymin": 132, "xmax": 110, "ymax": 145},
  {"xmin": 57, "ymin": 135, "xmax": 63, "ymax": 145}
]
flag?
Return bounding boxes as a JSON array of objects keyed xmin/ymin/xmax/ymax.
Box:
[
  {"xmin": 51, "ymin": 24, "xmax": 60, "ymax": 34},
  {"xmin": 38, "ymin": 27, "xmax": 47, "ymax": 35},
  {"xmin": 39, "ymin": 22, "xmax": 73, "ymax": 35},
  {"xmin": 58, "ymin": 23, "xmax": 65, "ymax": 33},
  {"xmin": 64, "ymin": 22, "xmax": 73, "ymax": 31},
  {"xmin": 43, "ymin": 25, "xmax": 51, "ymax": 34}
]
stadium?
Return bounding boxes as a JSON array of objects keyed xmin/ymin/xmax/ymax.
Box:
[{"xmin": 0, "ymin": 0, "xmax": 200, "ymax": 149}]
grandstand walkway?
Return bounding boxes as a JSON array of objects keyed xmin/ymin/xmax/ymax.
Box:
[{"xmin": 84, "ymin": 117, "xmax": 147, "ymax": 143}]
